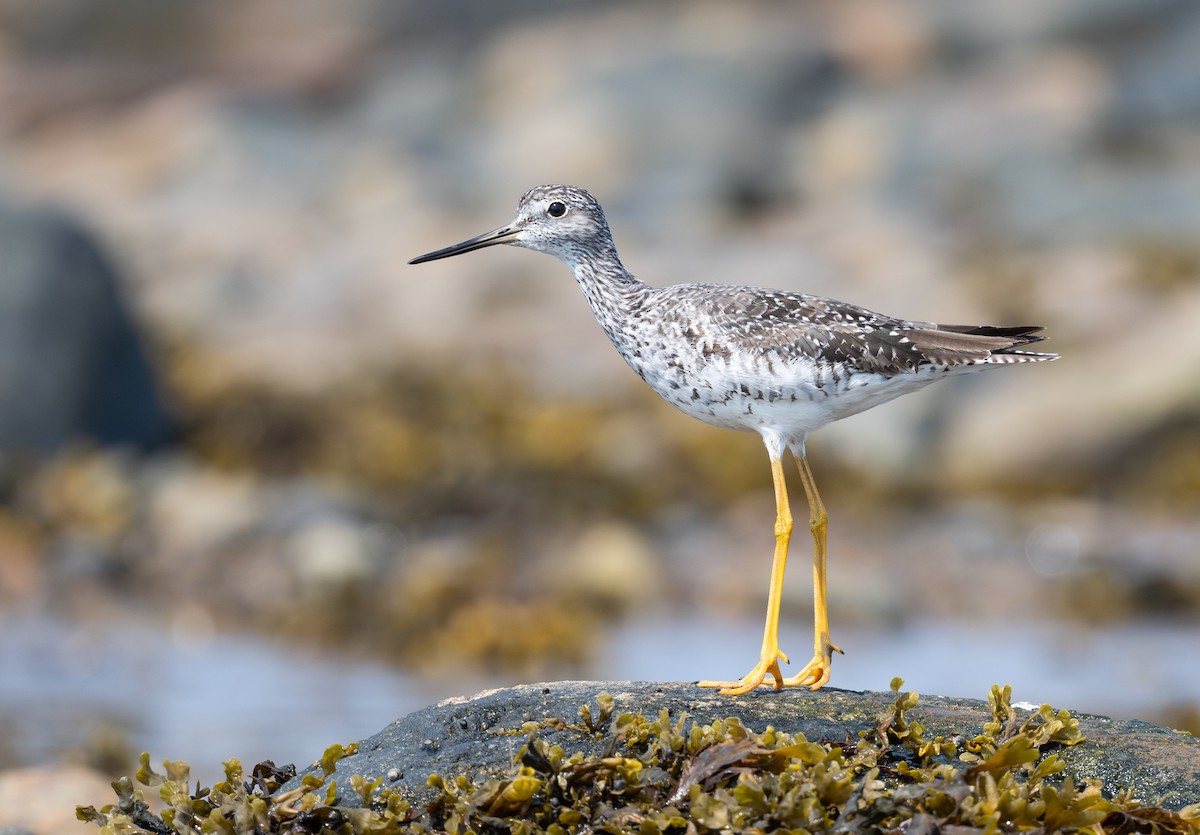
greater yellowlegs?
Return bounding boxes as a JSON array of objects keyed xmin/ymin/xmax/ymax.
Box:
[{"xmin": 409, "ymin": 185, "xmax": 1057, "ymax": 695}]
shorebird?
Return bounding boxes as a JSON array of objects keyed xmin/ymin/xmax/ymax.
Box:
[{"xmin": 409, "ymin": 185, "xmax": 1056, "ymax": 695}]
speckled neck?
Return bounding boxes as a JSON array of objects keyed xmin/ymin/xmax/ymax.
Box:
[{"xmin": 568, "ymin": 252, "xmax": 652, "ymax": 349}]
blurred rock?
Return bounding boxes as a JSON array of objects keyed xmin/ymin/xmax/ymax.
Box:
[
  {"xmin": 0, "ymin": 204, "xmax": 172, "ymax": 454},
  {"xmin": 144, "ymin": 460, "xmax": 264, "ymax": 558},
  {"xmin": 285, "ymin": 515, "xmax": 389, "ymax": 596},
  {"xmin": 0, "ymin": 764, "xmax": 114, "ymax": 835},
  {"xmin": 554, "ymin": 521, "xmax": 662, "ymax": 612}
]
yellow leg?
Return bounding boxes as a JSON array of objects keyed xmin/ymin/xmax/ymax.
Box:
[
  {"xmin": 780, "ymin": 454, "xmax": 842, "ymax": 689},
  {"xmin": 698, "ymin": 454, "xmax": 793, "ymax": 695}
]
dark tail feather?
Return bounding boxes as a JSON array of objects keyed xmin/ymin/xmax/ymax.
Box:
[
  {"xmin": 905, "ymin": 323, "xmax": 1057, "ymax": 364},
  {"xmin": 936, "ymin": 324, "xmax": 1047, "ymax": 345}
]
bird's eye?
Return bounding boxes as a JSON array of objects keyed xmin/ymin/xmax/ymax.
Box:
[{"xmin": 547, "ymin": 201, "xmax": 567, "ymax": 218}]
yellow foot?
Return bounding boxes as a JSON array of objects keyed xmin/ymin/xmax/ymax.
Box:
[
  {"xmin": 780, "ymin": 642, "xmax": 843, "ymax": 691},
  {"xmin": 698, "ymin": 649, "xmax": 791, "ymax": 696}
]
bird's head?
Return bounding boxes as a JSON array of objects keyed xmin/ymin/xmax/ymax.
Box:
[{"xmin": 409, "ymin": 184, "xmax": 617, "ymax": 269}]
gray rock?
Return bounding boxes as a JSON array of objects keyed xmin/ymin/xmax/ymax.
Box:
[
  {"xmin": 0, "ymin": 203, "xmax": 173, "ymax": 454},
  {"xmin": 284, "ymin": 680, "xmax": 1200, "ymax": 811}
]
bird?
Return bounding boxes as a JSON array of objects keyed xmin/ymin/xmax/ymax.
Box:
[{"xmin": 409, "ymin": 184, "xmax": 1057, "ymax": 695}]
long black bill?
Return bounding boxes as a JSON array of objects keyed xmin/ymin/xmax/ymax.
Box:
[{"xmin": 408, "ymin": 225, "xmax": 519, "ymax": 264}]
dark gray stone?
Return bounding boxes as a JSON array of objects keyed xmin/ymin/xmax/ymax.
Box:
[
  {"xmin": 283, "ymin": 681, "xmax": 1200, "ymax": 811},
  {"xmin": 0, "ymin": 203, "xmax": 173, "ymax": 454}
]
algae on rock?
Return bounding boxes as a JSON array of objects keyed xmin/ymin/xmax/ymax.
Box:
[{"xmin": 80, "ymin": 681, "xmax": 1200, "ymax": 833}]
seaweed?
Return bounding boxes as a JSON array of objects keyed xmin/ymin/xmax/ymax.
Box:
[{"xmin": 78, "ymin": 682, "xmax": 1200, "ymax": 834}]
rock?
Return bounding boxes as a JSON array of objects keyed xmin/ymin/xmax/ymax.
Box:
[
  {"xmin": 285, "ymin": 515, "xmax": 389, "ymax": 596},
  {"xmin": 553, "ymin": 522, "xmax": 663, "ymax": 611},
  {"xmin": 284, "ymin": 681, "xmax": 1200, "ymax": 811},
  {"xmin": 0, "ymin": 203, "xmax": 172, "ymax": 454},
  {"xmin": 0, "ymin": 764, "xmax": 116, "ymax": 835}
]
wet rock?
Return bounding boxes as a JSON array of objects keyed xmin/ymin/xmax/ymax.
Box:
[
  {"xmin": 284, "ymin": 680, "xmax": 1200, "ymax": 811},
  {"xmin": 0, "ymin": 204, "xmax": 172, "ymax": 454}
]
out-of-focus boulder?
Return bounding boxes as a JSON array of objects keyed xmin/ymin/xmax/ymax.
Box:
[{"xmin": 0, "ymin": 203, "xmax": 173, "ymax": 454}]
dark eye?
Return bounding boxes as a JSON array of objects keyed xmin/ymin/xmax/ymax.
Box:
[{"xmin": 547, "ymin": 201, "xmax": 567, "ymax": 218}]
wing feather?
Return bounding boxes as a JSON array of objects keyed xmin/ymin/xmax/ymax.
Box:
[{"xmin": 666, "ymin": 285, "xmax": 1054, "ymax": 376}]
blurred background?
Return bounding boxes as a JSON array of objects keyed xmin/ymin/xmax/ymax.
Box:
[{"xmin": 1, "ymin": 0, "xmax": 1198, "ymax": 801}]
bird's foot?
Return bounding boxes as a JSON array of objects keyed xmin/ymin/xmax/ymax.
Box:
[
  {"xmin": 697, "ymin": 649, "xmax": 791, "ymax": 695},
  {"xmin": 779, "ymin": 641, "xmax": 843, "ymax": 691}
]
